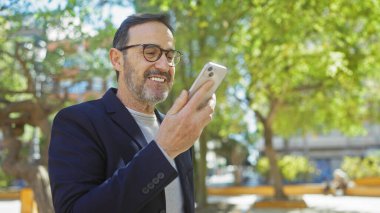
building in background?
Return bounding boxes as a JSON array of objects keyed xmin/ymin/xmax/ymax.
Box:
[{"xmin": 254, "ymin": 124, "xmax": 380, "ymax": 182}]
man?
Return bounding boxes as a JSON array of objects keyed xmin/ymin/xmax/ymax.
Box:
[{"xmin": 48, "ymin": 13, "xmax": 215, "ymax": 213}]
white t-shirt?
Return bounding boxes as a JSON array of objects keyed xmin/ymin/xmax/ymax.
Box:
[{"xmin": 127, "ymin": 107, "xmax": 184, "ymax": 213}]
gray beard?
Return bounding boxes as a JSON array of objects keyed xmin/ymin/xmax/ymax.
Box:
[{"xmin": 124, "ymin": 67, "xmax": 170, "ymax": 105}]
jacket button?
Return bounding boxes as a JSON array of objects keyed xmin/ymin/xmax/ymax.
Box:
[
  {"xmin": 152, "ymin": 177, "xmax": 159, "ymax": 184},
  {"xmin": 147, "ymin": 182, "xmax": 155, "ymax": 189},
  {"xmin": 157, "ymin": 172, "xmax": 165, "ymax": 179},
  {"xmin": 142, "ymin": 187, "xmax": 149, "ymax": 194}
]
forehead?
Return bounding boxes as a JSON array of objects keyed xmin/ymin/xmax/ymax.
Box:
[{"xmin": 127, "ymin": 21, "xmax": 174, "ymax": 48}]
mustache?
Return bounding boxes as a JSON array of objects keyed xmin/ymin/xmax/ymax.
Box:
[{"xmin": 144, "ymin": 70, "xmax": 172, "ymax": 82}]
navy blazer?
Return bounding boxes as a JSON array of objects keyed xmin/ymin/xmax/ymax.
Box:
[{"xmin": 48, "ymin": 88, "xmax": 195, "ymax": 213}]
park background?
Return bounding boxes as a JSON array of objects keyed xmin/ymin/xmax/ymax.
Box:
[{"xmin": 1, "ymin": 0, "xmax": 380, "ymax": 212}]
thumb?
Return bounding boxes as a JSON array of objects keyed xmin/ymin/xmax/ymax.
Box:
[{"xmin": 167, "ymin": 90, "xmax": 188, "ymax": 115}]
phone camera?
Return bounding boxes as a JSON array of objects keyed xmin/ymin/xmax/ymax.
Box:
[
  {"xmin": 208, "ymin": 72, "xmax": 214, "ymax": 77},
  {"xmin": 208, "ymin": 66, "xmax": 213, "ymax": 71}
]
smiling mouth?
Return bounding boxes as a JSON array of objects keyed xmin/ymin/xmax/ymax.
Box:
[
  {"xmin": 144, "ymin": 70, "xmax": 172, "ymax": 83},
  {"xmin": 148, "ymin": 76, "xmax": 166, "ymax": 83}
]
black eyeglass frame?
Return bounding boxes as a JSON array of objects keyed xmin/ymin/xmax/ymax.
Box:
[{"xmin": 118, "ymin": 44, "xmax": 182, "ymax": 67}]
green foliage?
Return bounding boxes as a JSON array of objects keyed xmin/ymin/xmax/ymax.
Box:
[
  {"xmin": 0, "ymin": 0, "xmax": 121, "ymax": 98},
  {"xmin": 0, "ymin": 0, "xmax": 127, "ymax": 189},
  {"xmin": 138, "ymin": 0, "xmax": 380, "ymax": 139},
  {"xmin": 257, "ymin": 155, "xmax": 316, "ymax": 182},
  {"xmin": 256, "ymin": 157, "xmax": 270, "ymax": 178},
  {"xmin": 0, "ymin": 168, "xmax": 12, "ymax": 188},
  {"xmin": 341, "ymin": 155, "xmax": 380, "ymax": 179},
  {"xmin": 137, "ymin": 0, "xmax": 380, "ymax": 199}
]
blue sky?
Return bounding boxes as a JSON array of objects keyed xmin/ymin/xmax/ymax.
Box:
[{"xmin": 24, "ymin": 0, "xmax": 134, "ymax": 28}]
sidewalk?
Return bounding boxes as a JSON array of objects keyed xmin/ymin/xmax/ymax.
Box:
[
  {"xmin": 199, "ymin": 194, "xmax": 380, "ymax": 213},
  {"xmin": 0, "ymin": 200, "xmax": 20, "ymax": 213},
  {"xmin": 1, "ymin": 194, "xmax": 379, "ymax": 213}
]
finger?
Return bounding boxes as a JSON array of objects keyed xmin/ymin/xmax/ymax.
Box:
[
  {"xmin": 196, "ymin": 107, "xmax": 214, "ymax": 127},
  {"xmin": 209, "ymin": 94, "xmax": 216, "ymax": 110},
  {"xmin": 187, "ymin": 80, "xmax": 214, "ymax": 110},
  {"xmin": 197, "ymin": 94, "xmax": 216, "ymax": 123},
  {"xmin": 202, "ymin": 94, "xmax": 216, "ymax": 113},
  {"xmin": 196, "ymin": 93, "xmax": 216, "ymax": 110},
  {"xmin": 167, "ymin": 90, "xmax": 188, "ymax": 115}
]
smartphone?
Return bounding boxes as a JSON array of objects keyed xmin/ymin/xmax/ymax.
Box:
[{"xmin": 188, "ymin": 62, "xmax": 228, "ymax": 100}]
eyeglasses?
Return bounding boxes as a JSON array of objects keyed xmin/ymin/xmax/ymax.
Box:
[{"xmin": 118, "ymin": 44, "xmax": 182, "ymax": 67}]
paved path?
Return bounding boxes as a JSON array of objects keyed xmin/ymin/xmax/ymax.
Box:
[
  {"xmin": 202, "ymin": 194, "xmax": 380, "ymax": 212},
  {"xmin": 1, "ymin": 195, "xmax": 379, "ymax": 212},
  {"xmin": 0, "ymin": 200, "xmax": 20, "ymax": 213}
]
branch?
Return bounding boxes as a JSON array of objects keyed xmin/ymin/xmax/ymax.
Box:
[
  {"xmin": 291, "ymin": 82, "xmax": 324, "ymax": 93},
  {"xmin": 224, "ymin": 6, "xmax": 252, "ymax": 42},
  {"xmin": 0, "ymin": 89, "xmax": 32, "ymax": 95},
  {"xmin": 254, "ymin": 109, "xmax": 265, "ymax": 124},
  {"xmin": 267, "ymin": 97, "xmax": 282, "ymax": 126},
  {"xmin": 0, "ymin": 98, "xmax": 11, "ymax": 104},
  {"xmin": 232, "ymin": 92, "xmax": 249, "ymax": 106},
  {"xmin": 48, "ymin": 86, "xmax": 69, "ymax": 112},
  {"xmin": 14, "ymin": 43, "xmax": 36, "ymax": 94},
  {"xmin": 0, "ymin": 49, "xmax": 15, "ymax": 59},
  {"xmin": 2, "ymin": 100, "xmax": 34, "ymax": 114}
]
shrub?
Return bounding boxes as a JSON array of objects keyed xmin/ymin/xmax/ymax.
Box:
[
  {"xmin": 341, "ymin": 155, "xmax": 380, "ymax": 179},
  {"xmin": 256, "ymin": 155, "xmax": 316, "ymax": 183}
]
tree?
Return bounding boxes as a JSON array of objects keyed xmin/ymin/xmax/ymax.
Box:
[
  {"xmin": 134, "ymin": 0, "xmax": 380, "ymax": 202},
  {"xmin": 133, "ymin": 0, "xmax": 253, "ymax": 207},
  {"xmin": 230, "ymin": 0, "xmax": 380, "ymax": 199},
  {"xmin": 0, "ymin": 1, "xmax": 126, "ymax": 211}
]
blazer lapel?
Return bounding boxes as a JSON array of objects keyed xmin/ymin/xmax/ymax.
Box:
[
  {"xmin": 154, "ymin": 109, "xmax": 164, "ymax": 123},
  {"xmin": 101, "ymin": 88, "xmax": 148, "ymax": 148}
]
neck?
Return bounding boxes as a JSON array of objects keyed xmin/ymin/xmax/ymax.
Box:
[{"xmin": 116, "ymin": 84, "xmax": 155, "ymax": 114}]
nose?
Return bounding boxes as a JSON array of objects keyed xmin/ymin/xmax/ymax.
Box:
[{"xmin": 154, "ymin": 53, "xmax": 171, "ymax": 72}]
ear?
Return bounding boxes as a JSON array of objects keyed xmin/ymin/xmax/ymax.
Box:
[{"xmin": 109, "ymin": 48, "xmax": 124, "ymax": 71}]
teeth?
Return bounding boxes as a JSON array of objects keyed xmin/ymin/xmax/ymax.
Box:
[{"xmin": 150, "ymin": 77, "xmax": 165, "ymax": 82}]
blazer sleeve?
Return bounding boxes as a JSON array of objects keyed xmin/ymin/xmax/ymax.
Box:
[{"xmin": 48, "ymin": 106, "xmax": 178, "ymax": 213}]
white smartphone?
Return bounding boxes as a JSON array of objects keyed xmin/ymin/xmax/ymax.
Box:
[{"xmin": 188, "ymin": 62, "xmax": 228, "ymax": 100}]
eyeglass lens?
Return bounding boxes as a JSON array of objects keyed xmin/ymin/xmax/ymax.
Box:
[{"xmin": 143, "ymin": 45, "xmax": 180, "ymax": 66}]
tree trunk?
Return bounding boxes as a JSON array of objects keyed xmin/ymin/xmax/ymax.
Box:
[
  {"xmin": 233, "ymin": 166, "xmax": 243, "ymax": 185},
  {"xmin": 38, "ymin": 118, "xmax": 52, "ymax": 167},
  {"xmin": 283, "ymin": 138, "xmax": 289, "ymax": 155},
  {"xmin": 29, "ymin": 166, "xmax": 54, "ymax": 213},
  {"xmin": 1, "ymin": 125, "xmax": 54, "ymax": 213},
  {"xmin": 263, "ymin": 122, "xmax": 287, "ymax": 200},
  {"xmin": 231, "ymin": 146, "xmax": 246, "ymax": 185}
]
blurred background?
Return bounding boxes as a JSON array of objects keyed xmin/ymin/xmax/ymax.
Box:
[{"xmin": 1, "ymin": 0, "xmax": 380, "ymax": 212}]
